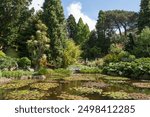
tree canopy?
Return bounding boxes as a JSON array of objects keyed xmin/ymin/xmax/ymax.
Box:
[{"xmin": 138, "ymin": 0, "xmax": 150, "ymax": 32}]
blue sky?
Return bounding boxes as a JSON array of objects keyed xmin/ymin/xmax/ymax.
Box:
[
  {"xmin": 31, "ymin": 0, "xmax": 141, "ymax": 30},
  {"xmin": 62, "ymin": 0, "xmax": 141, "ymax": 19}
]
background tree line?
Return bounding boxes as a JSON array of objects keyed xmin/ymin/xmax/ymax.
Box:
[{"xmin": 0, "ymin": 0, "xmax": 149, "ymax": 70}]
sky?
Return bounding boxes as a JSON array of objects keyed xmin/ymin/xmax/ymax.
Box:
[{"xmin": 31, "ymin": 0, "xmax": 141, "ymax": 30}]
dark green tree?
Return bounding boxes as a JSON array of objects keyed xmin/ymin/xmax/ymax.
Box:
[
  {"xmin": 75, "ymin": 18, "xmax": 85, "ymax": 44},
  {"xmin": 42, "ymin": 0, "xmax": 68, "ymax": 67},
  {"xmin": 75, "ymin": 18, "xmax": 90, "ymax": 45},
  {"xmin": 17, "ymin": 10, "xmax": 36, "ymax": 58},
  {"xmin": 125, "ymin": 33, "xmax": 135, "ymax": 53},
  {"xmin": 83, "ymin": 24, "xmax": 90, "ymax": 43},
  {"xmin": 83, "ymin": 30, "xmax": 101, "ymax": 59},
  {"xmin": 0, "ymin": 0, "xmax": 32, "ymax": 51},
  {"xmin": 138, "ymin": 0, "xmax": 150, "ymax": 32},
  {"xmin": 67, "ymin": 14, "xmax": 77, "ymax": 40},
  {"xmin": 105, "ymin": 10, "xmax": 138, "ymax": 36},
  {"xmin": 133, "ymin": 27, "xmax": 150, "ymax": 57},
  {"xmin": 96, "ymin": 10, "xmax": 110, "ymax": 56}
]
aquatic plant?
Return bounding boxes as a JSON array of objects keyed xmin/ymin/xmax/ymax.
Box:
[
  {"xmin": 83, "ymin": 81, "xmax": 109, "ymax": 88},
  {"xmin": 129, "ymin": 93, "xmax": 150, "ymax": 100},
  {"xmin": 71, "ymin": 87, "xmax": 103, "ymax": 95},
  {"xmin": 102, "ymin": 91, "xmax": 132, "ymax": 100},
  {"xmin": 30, "ymin": 83, "xmax": 59, "ymax": 91},
  {"xmin": 57, "ymin": 92, "xmax": 89, "ymax": 100},
  {"xmin": 79, "ymin": 68, "xmax": 102, "ymax": 74},
  {"xmin": 64, "ymin": 74, "xmax": 96, "ymax": 81},
  {"xmin": 110, "ymin": 80, "xmax": 128, "ymax": 84},
  {"xmin": 132, "ymin": 83, "xmax": 150, "ymax": 88},
  {"xmin": 5, "ymin": 90, "xmax": 45, "ymax": 100},
  {"xmin": 102, "ymin": 76, "xmax": 129, "ymax": 81},
  {"xmin": 0, "ymin": 80, "xmax": 36, "ymax": 90}
]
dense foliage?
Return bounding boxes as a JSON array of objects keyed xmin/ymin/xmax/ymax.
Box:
[
  {"xmin": 42, "ymin": 0, "xmax": 68, "ymax": 67},
  {"xmin": 63, "ymin": 39, "xmax": 81, "ymax": 67},
  {"xmin": 1, "ymin": 70, "xmax": 33, "ymax": 79},
  {"xmin": 0, "ymin": 57, "xmax": 18, "ymax": 70},
  {"xmin": 103, "ymin": 58, "xmax": 150, "ymax": 79},
  {"xmin": 18, "ymin": 57, "xmax": 31, "ymax": 69},
  {"xmin": 138, "ymin": 0, "xmax": 150, "ymax": 32},
  {"xmin": 0, "ymin": 0, "xmax": 33, "ymax": 51},
  {"xmin": 0, "ymin": 0, "xmax": 149, "ymax": 81},
  {"xmin": 27, "ymin": 20, "xmax": 50, "ymax": 69},
  {"xmin": 133, "ymin": 27, "xmax": 150, "ymax": 57}
]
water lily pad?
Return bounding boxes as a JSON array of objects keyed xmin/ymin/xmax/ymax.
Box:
[
  {"xmin": 110, "ymin": 80, "xmax": 128, "ymax": 84},
  {"xmin": 0, "ymin": 80, "xmax": 35, "ymax": 90},
  {"xmin": 83, "ymin": 81, "xmax": 109, "ymax": 88},
  {"xmin": 103, "ymin": 76, "xmax": 129, "ymax": 81},
  {"xmin": 129, "ymin": 93, "xmax": 150, "ymax": 100},
  {"xmin": 30, "ymin": 83, "xmax": 59, "ymax": 91},
  {"xmin": 132, "ymin": 83, "xmax": 150, "ymax": 88},
  {"xmin": 57, "ymin": 92, "xmax": 89, "ymax": 100},
  {"xmin": 64, "ymin": 74, "xmax": 96, "ymax": 81},
  {"xmin": 71, "ymin": 87, "xmax": 103, "ymax": 95},
  {"xmin": 5, "ymin": 90, "xmax": 45, "ymax": 100},
  {"xmin": 102, "ymin": 91, "xmax": 131, "ymax": 99},
  {"xmin": 0, "ymin": 83, "xmax": 25, "ymax": 89}
]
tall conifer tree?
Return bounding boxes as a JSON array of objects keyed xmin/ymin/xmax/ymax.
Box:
[
  {"xmin": 138, "ymin": 0, "xmax": 150, "ymax": 32},
  {"xmin": 42, "ymin": 0, "xmax": 68, "ymax": 67},
  {"xmin": 75, "ymin": 18, "xmax": 90, "ymax": 45},
  {"xmin": 67, "ymin": 14, "xmax": 77, "ymax": 40},
  {"xmin": 96, "ymin": 10, "xmax": 110, "ymax": 55}
]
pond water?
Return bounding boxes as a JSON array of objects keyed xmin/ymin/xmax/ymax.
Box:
[{"xmin": 0, "ymin": 74, "xmax": 150, "ymax": 100}]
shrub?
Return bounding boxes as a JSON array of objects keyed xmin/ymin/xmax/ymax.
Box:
[
  {"xmin": 0, "ymin": 51, "xmax": 6, "ymax": 58},
  {"xmin": 133, "ymin": 27, "xmax": 150, "ymax": 57},
  {"xmin": 54, "ymin": 68, "xmax": 72, "ymax": 76},
  {"xmin": 104, "ymin": 51, "xmax": 135, "ymax": 64},
  {"xmin": 103, "ymin": 54, "xmax": 118, "ymax": 64},
  {"xmin": 0, "ymin": 57, "xmax": 18, "ymax": 70},
  {"xmin": 80, "ymin": 68, "xmax": 102, "ymax": 74},
  {"xmin": 103, "ymin": 58, "xmax": 150, "ymax": 79},
  {"xmin": 63, "ymin": 39, "xmax": 81, "ymax": 67},
  {"xmin": 2, "ymin": 70, "xmax": 33, "ymax": 79},
  {"xmin": 18, "ymin": 57, "xmax": 31, "ymax": 69},
  {"xmin": 36, "ymin": 68, "xmax": 49, "ymax": 75},
  {"xmin": 46, "ymin": 69, "xmax": 55, "ymax": 76},
  {"xmin": 86, "ymin": 59, "xmax": 104, "ymax": 68},
  {"xmin": 110, "ymin": 44, "xmax": 122, "ymax": 54}
]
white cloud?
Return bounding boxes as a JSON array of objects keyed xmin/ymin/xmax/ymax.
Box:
[
  {"xmin": 67, "ymin": 2, "xmax": 96, "ymax": 31},
  {"xmin": 30, "ymin": 0, "xmax": 44, "ymax": 11}
]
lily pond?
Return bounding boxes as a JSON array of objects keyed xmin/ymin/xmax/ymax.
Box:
[{"xmin": 0, "ymin": 74, "xmax": 150, "ymax": 100}]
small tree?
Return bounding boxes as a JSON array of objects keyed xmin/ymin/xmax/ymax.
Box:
[
  {"xmin": 18, "ymin": 57, "xmax": 31, "ymax": 69},
  {"xmin": 27, "ymin": 20, "xmax": 50, "ymax": 69},
  {"xmin": 133, "ymin": 27, "xmax": 150, "ymax": 57},
  {"xmin": 63, "ymin": 39, "xmax": 81, "ymax": 67}
]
